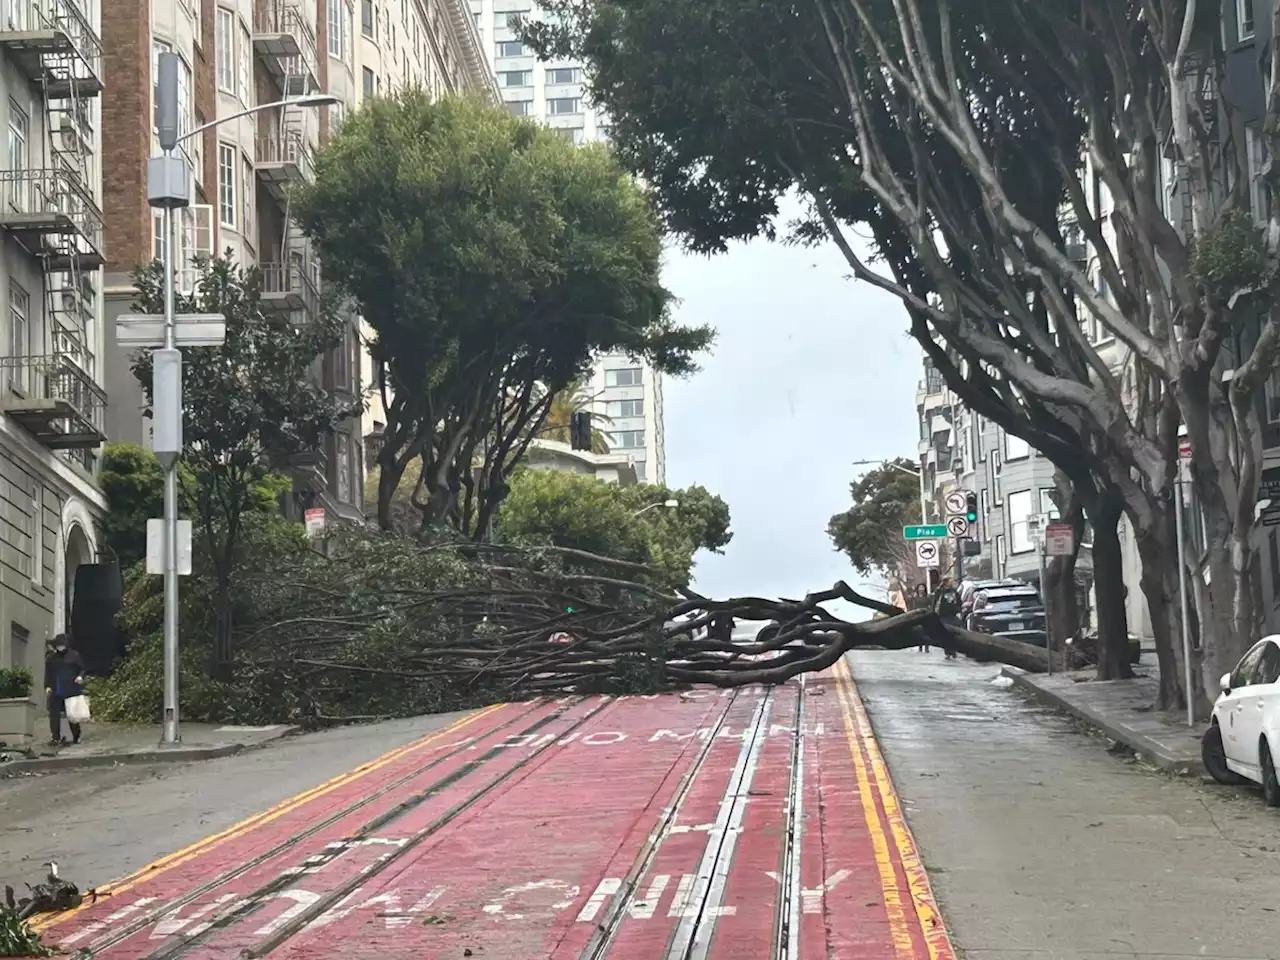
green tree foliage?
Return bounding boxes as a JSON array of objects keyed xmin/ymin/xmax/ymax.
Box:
[
  {"xmin": 497, "ymin": 469, "xmax": 731, "ymax": 585},
  {"xmin": 129, "ymin": 259, "xmax": 358, "ymax": 670},
  {"xmin": 293, "ymin": 91, "xmax": 713, "ymax": 536},
  {"xmin": 826, "ymin": 459, "xmax": 922, "ymax": 580}
]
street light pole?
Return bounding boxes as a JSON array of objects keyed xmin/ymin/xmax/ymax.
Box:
[
  {"xmin": 634, "ymin": 499, "xmax": 679, "ymax": 517},
  {"xmin": 149, "ymin": 55, "xmax": 340, "ymax": 745}
]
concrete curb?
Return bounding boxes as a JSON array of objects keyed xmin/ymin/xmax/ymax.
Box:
[
  {"xmin": 0, "ymin": 725, "xmax": 302, "ymax": 777},
  {"xmin": 1000, "ymin": 667, "xmax": 1202, "ymax": 776}
]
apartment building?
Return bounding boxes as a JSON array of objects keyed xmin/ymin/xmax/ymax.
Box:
[
  {"xmin": 100, "ymin": 1, "xmax": 491, "ymax": 527},
  {"xmin": 916, "ymin": 358, "xmax": 1073, "ymax": 590},
  {"xmin": 466, "ymin": 0, "xmax": 666, "ymax": 485},
  {"xmin": 0, "ymin": 0, "xmax": 110, "ymax": 677}
]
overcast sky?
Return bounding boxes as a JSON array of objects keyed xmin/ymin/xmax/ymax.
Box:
[{"xmin": 660, "ymin": 200, "xmax": 920, "ymax": 614}]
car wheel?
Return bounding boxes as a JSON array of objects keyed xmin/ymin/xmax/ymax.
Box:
[
  {"xmin": 1262, "ymin": 741, "xmax": 1280, "ymax": 807},
  {"xmin": 1201, "ymin": 724, "xmax": 1244, "ymax": 785}
]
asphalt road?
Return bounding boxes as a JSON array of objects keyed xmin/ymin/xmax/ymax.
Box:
[
  {"xmin": 849, "ymin": 648, "xmax": 1280, "ymax": 960},
  {"xmin": 0, "ymin": 710, "xmax": 473, "ymax": 891}
]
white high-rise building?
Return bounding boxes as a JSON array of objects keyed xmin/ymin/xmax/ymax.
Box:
[{"xmin": 469, "ymin": 0, "xmax": 667, "ymax": 484}]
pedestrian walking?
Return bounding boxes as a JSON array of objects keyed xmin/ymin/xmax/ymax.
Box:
[
  {"xmin": 937, "ymin": 578, "xmax": 960, "ymax": 659},
  {"xmin": 912, "ymin": 584, "xmax": 931, "ymax": 652},
  {"xmin": 44, "ymin": 634, "xmax": 85, "ymax": 746}
]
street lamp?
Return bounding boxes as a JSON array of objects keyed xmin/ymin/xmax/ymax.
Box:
[
  {"xmin": 635, "ymin": 499, "xmax": 679, "ymax": 517},
  {"xmin": 150, "ymin": 53, "xmax": 339, "ymax": 746}
]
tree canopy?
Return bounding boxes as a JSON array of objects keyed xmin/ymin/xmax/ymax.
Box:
[
  {"xmin": 130, "ymin": 258, "xmax": 356, "ymax": 669},
  {"xmin": 827, "ymin": 459, "xmax": 922, "ymax": 584},
  {"xmin": 293, "ymin": 91, "xmax": 713, "ymax": 536},
  {"xmin": 497, "ymin": 469, "xmax": 731, "ymax": 586}
]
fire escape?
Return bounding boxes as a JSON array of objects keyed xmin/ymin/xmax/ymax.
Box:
[{"xmin": 0, "ymin": 0, "xmax": 105, "ymax": 456}]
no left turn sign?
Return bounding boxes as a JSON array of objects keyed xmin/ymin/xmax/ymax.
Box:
[
  {"xmin": 944, "ymin": 491, "xmax": 967, "ymax": 514},
  {"xmin": 915, "ymin": 540, "xmax": 940, "ymax": 568}
]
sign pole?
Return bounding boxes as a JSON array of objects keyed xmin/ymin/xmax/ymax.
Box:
[
  {"xmin": 1175, "ymin": 467, "xmax": 1195, "ymax": 727},
  {"xmin": 1039, "ymin": 537, "xmax": 1052, "ymax": 676}
]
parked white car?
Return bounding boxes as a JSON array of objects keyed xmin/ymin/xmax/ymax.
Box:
[{"xmin": 1202, "ymin": 636, "xmax": 1280, "ymax": 804}]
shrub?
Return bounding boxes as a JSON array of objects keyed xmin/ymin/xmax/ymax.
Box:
[{"xmin": 0, "ymin": 666, "xmax": 32, "ymax": 700}]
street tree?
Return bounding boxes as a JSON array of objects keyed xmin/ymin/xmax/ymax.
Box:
[
  {"xmin": 131, "ymin": 258, "xmax": 356, "ymax": 672},
  {"xmin": 528, "ymin": 0, "xmax": 1240, "ymax": 691},
  {"xmin": 827, "ymin": 459, "xmax": 924, "ymax": 589},
  {"xmin": 498, "ymin": 469, "xmax": 732, "ymax": 586},
  {"xmin": 293, "ymin": 91, "xmax": 712, "ymax": 537}
]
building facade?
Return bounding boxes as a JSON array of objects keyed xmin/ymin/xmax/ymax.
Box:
[
  {"xmin": 0, "ymin": 0, "xmax": 110, "ymax": 681},
  {"xmin": 466, "ymin": 0, "xmax": 666, "ymax": 485},
  {"xmin": 101, "ymin": 0, "xmax": 493, "ymax": 527}
]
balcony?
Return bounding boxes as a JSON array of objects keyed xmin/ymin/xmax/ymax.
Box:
[
  {"xmin": 255, "ymin": 135, "xmax": 314, "ymax": 200},
  {"xmin": 260, "ymin": 258, "xmax": 319, "ymax": 314},
  {"xmin": 0, "ymin": 0, "xmax": 103, "ymax": 99},
  {"xmin": 253, "ymin": 2, "xmax": 320, "ymax": 96},
  {"xmin": 285, "ymin": 447, "xmax": 328, "ymax": 492},
  {"xmin": 0, "ymin": 353, "xmax": 105, "ymax": 450},
  {"xmin": 0, "ymin": 167, "xmax": 105, "ymax": 269}
]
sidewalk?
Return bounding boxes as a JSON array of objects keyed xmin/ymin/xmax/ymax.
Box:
[
  {"xmin": 0, "ymin": 721, "xmax": 299, "ymax": 777},
  {"xmin": 1000, "ymin": 662, "xmax": 1205, "ymax": 775}
]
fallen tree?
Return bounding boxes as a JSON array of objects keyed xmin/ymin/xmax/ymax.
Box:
[{"xmin": 94, "ymin": 524, "xmax": 1057, "ymax": 727}]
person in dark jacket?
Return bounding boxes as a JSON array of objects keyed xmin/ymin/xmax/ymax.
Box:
[{"xmin": 44, "ymin": 634, "xmax": 85, "ymax": 745}]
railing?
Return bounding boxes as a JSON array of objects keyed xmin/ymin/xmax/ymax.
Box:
[
  {"xmin": 255, "ymin": 134, "xmax": 315, "ymax": 180},
  {"xmin": 0, "ymin": 166, "xmax": 104, "ymax": 249},
  {"xmin": 254, "ymin": 2, "xmax": 319, "ymax": 86},
  {"xmin": 2, "ymin": 0, "xmax": 103, "ymax": 82},
  {"xmin": 260, "ymin": 258, "xmax": 319, "ymax": 308},
  {"xmin": 0, "ymin": 352, "xmax": 106, "ymax": 433}
]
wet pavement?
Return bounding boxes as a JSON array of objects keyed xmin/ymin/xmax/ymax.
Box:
[{"xmin": 850, "ymin": 648, "xmax": 1280, "ymax": 959}]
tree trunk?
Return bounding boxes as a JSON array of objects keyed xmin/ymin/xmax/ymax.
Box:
[
  {"xmin": 1043, "ymin": 477, "xmax": 1082, "ymax": 651},
  {"xmin": 211, "ymin": 576, "xmax": 234, "ymax": 682},
  {"xmin": 1133, "ymin": 505, "xmax": 1189, "ymax": 711},
  {"xmin": 376, "ymin": 443, "xmax": 407, "ymax": 532},
  {"xmin": 1089, "ymin": 493, "xmax": 1132, "ymax": 680}
]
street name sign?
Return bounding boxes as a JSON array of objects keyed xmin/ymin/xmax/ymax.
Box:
[
  {"xmin": 915, "ymin": 540, "xmax": 940, "ymax": 568},
  {"xmin": 903, "ymin": 524, "xmax": 948, "ymax": 540}
]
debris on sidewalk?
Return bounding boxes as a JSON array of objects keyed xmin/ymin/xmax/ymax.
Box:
[{"xmin": 1, "ymin": 862, "xmax": 83, "ymax": 956}]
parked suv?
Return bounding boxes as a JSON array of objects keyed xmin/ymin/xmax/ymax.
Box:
[{"xmin": 966, "ymin": 583, "xmax": 1047, "ymax": 646}]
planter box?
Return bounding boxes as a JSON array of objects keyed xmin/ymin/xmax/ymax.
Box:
[{"xmin": 0, "ymin": 696, "xmax": 37, "ymax": 747}]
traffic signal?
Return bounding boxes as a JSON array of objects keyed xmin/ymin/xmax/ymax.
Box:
[
  {"xmin": 570, "ymin": 411, "xmax": 591, "ymax": 451},
  {"xmin": 965, "ymin": 491, "xmax": 978, "ymax": 524}
]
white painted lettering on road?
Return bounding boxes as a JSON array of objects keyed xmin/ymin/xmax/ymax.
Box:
[
  {"xmin": 764, "ymin": 869, "xmax": 851, "ymax": 913},
  {"xmin": 576, "ymin": 875, "xmax": 736, "ymax": 923},
  {"xmin": 251, "ymin": 889, "xmax": 322, "ymax": 937},
  {"xmin": 58, "ymin": 897, "xmax": 161, "ymax": 947},
  {"xmin": 576, "ymin": 878, "xmax": 621, "ymax": 923},
  {"xmin": 581, "ymin": 731, "xmax": 627, "ymax": 745},
  {"xmin": 384, "ymin": 886, "xmax": 447, "ymax": 928},
  {"xmin": 482, "ymin": 879, "xmax": 580, "ymax": 921},
  {"xmin": 149, "ymin": 894, "xmax": 238, "ymax": 939},
  {"xmin": 649, "ymin": 728, "xmax": 710, "ymax": 743},
  {"xmin": 628, "ymin": 874, "xmax": 669, "ymax": 920}
]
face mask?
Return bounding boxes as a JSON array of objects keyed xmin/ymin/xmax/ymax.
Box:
[{"xmin": 55, "ymin": 645, "xmax": 66, "ymax": 653}]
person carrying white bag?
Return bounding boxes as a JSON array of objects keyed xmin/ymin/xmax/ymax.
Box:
[{"xmin": 44, "ymin": 633, "xmax": 88, "ymax": 745}]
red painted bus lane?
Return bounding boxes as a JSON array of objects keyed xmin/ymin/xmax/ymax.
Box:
[
  {"xmin": 49, "ymin": 697, "xmax": 579, "ymax": 957},
  {"xmin": 268, "ymin": 691, "xmax": 748, "ymax": 960}
]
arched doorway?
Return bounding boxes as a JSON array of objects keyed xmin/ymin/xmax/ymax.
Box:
[{"xmin": 63, "ymin": 522, "xmax": 92, "ymax": 631}]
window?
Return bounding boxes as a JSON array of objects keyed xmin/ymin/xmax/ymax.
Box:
[
  {"xmin": 1004, "ymin": 431, "xmax": 1030, "ymax": 460},
  {"xmin": 547, "ymin": 97, "xmax": 580, "ymax": 115},
  {"xmin": 327, "ymin": 0, "xmax": 349, "ymax": 58},
  {"xmin": 1265, "ymin": 371, "xmax": 1280, "ymax": 423},
  {"xmin": 1247, "ymin": 126, "xmax": 1271, "ymax": 220},
  {"xmin": 8, "ymin": 622, "xmax": 28, "ymax": 670},
  {"xmin": 217, "ymin": 144, "xmax": 236, "ymax": 227},
  {"xmin": 1008, "ymin": 490, "xmax": 1033, "ymax": 554},
  {"xmin": 6, "ymin": 99, "xmax": 27, "ymax": 210},
  {"xmin": 361, "ymin": 0, "xmax": 373, "ymax": 36},
  {"xmin": 335, "ymin": 328, "xmax": 350, "ymax": 386},
  {"xmin": 608, "ymin": 398, "xmax": 643, "ymax": 418},
  {"xmin": 330, "ymin": 100, "xmax": 346, "ymax": 132},
  {"xmin": 7, "ymin": 280, "xmax": 28, "ymax": 392},
  {"xmin": 3, "ymin": 0, "xmax": 24, "ymax": 30},
  {"xmin": 1260, "ymin": 642, "xmax": 1280, "ymax": 686},
  {"xmin": 498, "ymin": 70, "xmax": 532, "ymax": 87},
  {"xmin": 505, "ymin": 100, "xmax": 532, "ymax": 116},
  {"xmin": 1231, "ymin": 641, "xmax": 1267, "ymax": 688},
  {"xmin": 995, "ymin": 534, "xmax": 1006, "ymax": 576},
  {"xmin": 496, "ymin": 40, "xmax": 525, "ymax": 57},
  {"xmin": 613, "ymin": 430, "xmax": 645, "ymax": 449},
  {"xmin": 634, "ymin": 462, "xmax": 646, "ymax": 482},
  {"xmin": 554, "ymin": 127, "xmax": 585, "ymax": 144},
  {"xmin": 362, "ymin": 67, "xmax": 375, "ymax": 99},
  {"xmin": 28, "ymin": 483, "xmax": 40, "ymax": 586},
  {"xmin": 241, "ymin": 153, "xmax": 253, "ymax": 239},
  {"xmin": 1039, "ymin": 489, "xmax": 1059, "ymax": 520},
  {"xmin": 238, "ymin": 22, "xmax": 251, "ymax": 101},
  {"xmin": 979, "ymin": 488, "xmax": 990, "ymax": 539},
  {"xmin": 336, "ymin": 434, "xmax": 352, "ymax": 503},
  {"xmin": 1238, "ymin": 0, "xmax": 1255, "ymax": 40},
  {"xmin": 216, "ymin": 8, "xmax": 235, "ymax": 92},
  {"xmin": 605, "ymin": 367, "xmax": 642, "ymax": 387},
  {"xmin": 1271, "ymin": 530, "xmax": 1280, "ymax": 597},
  {"xmin": 546, "ymin": 67, "xmax": 581, "ymax": 84}
]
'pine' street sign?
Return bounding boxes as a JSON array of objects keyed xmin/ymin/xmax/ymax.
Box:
[{"xmin": 903, "ymin": 524, "xmax": 949, "ymax": 540}]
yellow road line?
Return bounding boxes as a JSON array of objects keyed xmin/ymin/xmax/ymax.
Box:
[
  {"xmin": 832, "ymin": 659, "xmax": 917, "ymax": 959},
  {"xmin": 837, "ymin": 659, "xmax": 956, "ymax": 960},
  {"xmin": 32, "ymin": 702, "xmax": 507, "ymax": 931}
]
